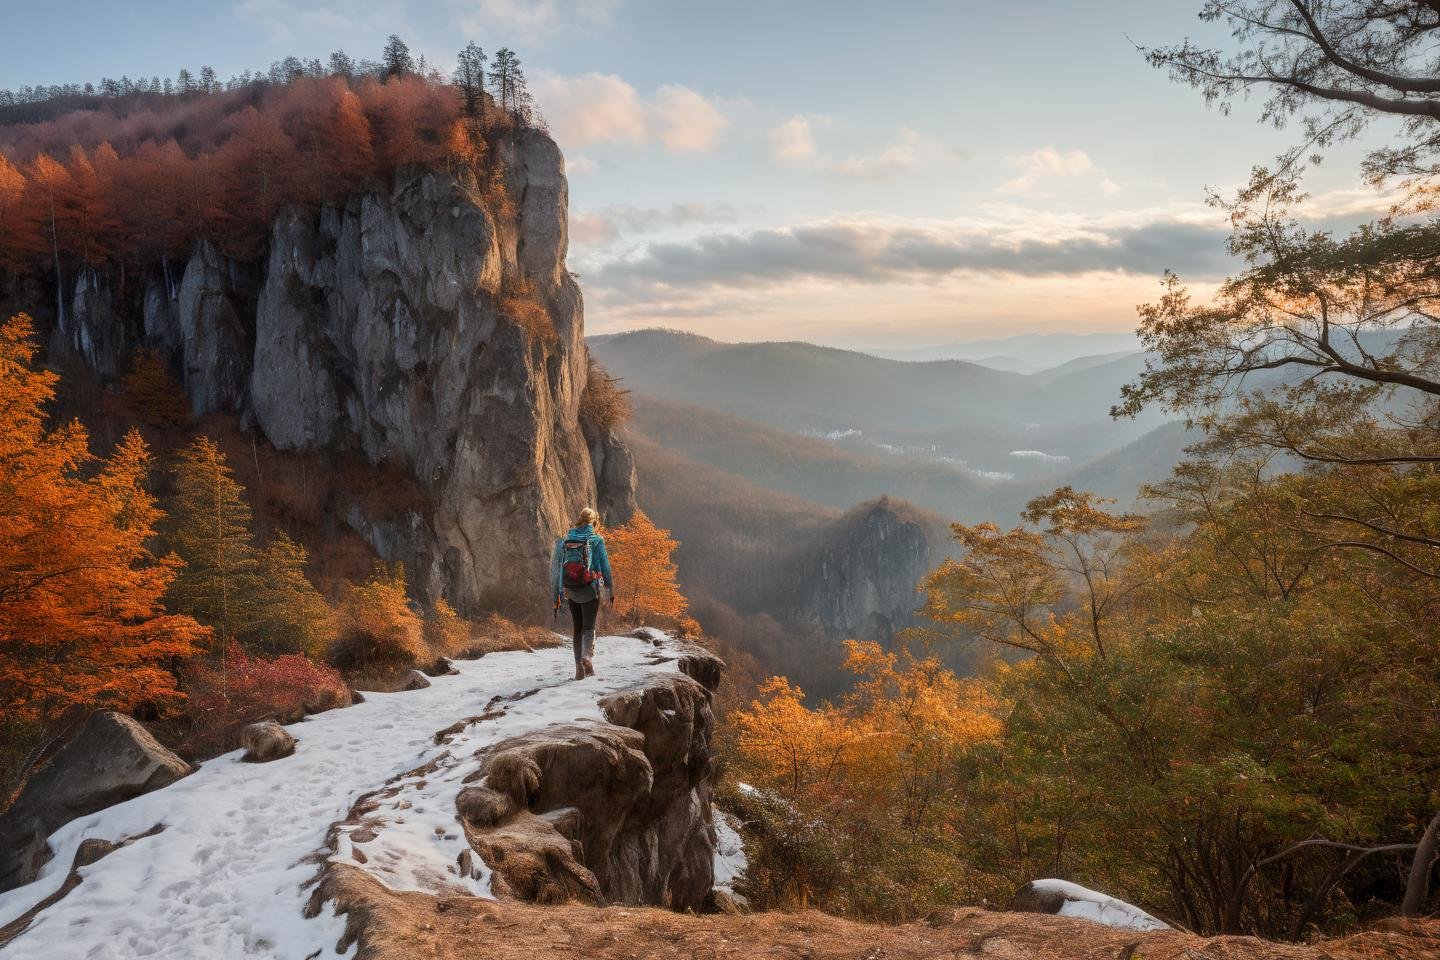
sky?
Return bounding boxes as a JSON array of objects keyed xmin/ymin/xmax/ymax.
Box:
[{"xmin": 0, "ymin": 0, "xmax": 1401, "ymax": 348}]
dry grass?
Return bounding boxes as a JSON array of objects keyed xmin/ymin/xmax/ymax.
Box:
[
  {"xmin": 311, "ymin": 865, "xmax": 1440, "ymax": 960},
  {"xmin": 581, "ymin": 356, "xmax": 632, "ymax": 431},
  {"xmin": 452, "ymin": 613, "xmax": 563, "ymax": 658},
  {"xmin": 500, "ymin": 278, "xmax": 556, "ymax": 343}
]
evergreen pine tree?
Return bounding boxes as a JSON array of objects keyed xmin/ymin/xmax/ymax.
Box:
[
  {"xmin": 328, "ymin": 50, "xmax": 355, "ymax": 78},
  {"xmin": 165, "ymin": 436, "xmax": 260, "ymax": 645},
  {"xmin": 489, "ymin": 48, "xmax": 517, "ymax": 115},
  {"xmin": 249, "ymin": 531, "xmax": 331, "ymax": 656},
  {"xmin": 454, "ymin": 42, "xmax": 487, "ymax": 119},
  {"xmin": 381, "ymin": 35, "xmax": 414, "ymax": 80}
]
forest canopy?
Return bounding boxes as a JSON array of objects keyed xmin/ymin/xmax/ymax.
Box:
[{"xmin": 0, "ymin": 37, "xmax": 534, "ymax": 272}]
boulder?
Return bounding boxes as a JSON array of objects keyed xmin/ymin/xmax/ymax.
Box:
[
  {"xmin": 0, "ymin": 712, "xmax": 191, "ymax": 892},
  {"xmin": 459, "ymin": 660, "xmax": 723, "ymax": 911},
  {"xmin": 240, "ymin": 721, "xmax": 296, "ymax": 763},
  {"xmin": 398, "ymin": 670, "xmax": 432, "ymax": 691},
  {"xmin": 421, "ymin": 656, "xmax": 459, "ymax": 678}
]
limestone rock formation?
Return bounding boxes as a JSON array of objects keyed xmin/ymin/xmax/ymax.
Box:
[
  {"xmin": 40, "ymin": 128, "xmax": 635, "ymax": 612},
  {"xmin": 768, "ymin": 497, "xmax": 943, "ymax": 642},
  {"xmin": 0, "ymin": 712, "xmax": 191, "ymax": 892},
  {"xmin": 240, "ymin": 721, "xmax": 296, "ymax": 763},
  {"xmin": 457, "ymin": 647, "xmax": 722, "ymax": 910}
]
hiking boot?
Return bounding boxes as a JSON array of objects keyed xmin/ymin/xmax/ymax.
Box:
[
  {"xmin": 574, "ymin": 661, "xmax": 585, "ymax": 681},
  {"xmin": 582, "ymin": 656, "xmax": 595, "ymax": 677}
]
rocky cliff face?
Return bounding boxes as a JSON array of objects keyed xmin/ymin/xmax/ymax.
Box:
[
  {"xmin": 767, "ymin": 497, "xmax": 943, "ymax": 643},
  {"xmin": 45, "ymin": 129, "xmax": 635, "ymax": 611}
]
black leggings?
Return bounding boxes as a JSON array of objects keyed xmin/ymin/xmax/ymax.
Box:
[{"xmin": 568, "ymin": 597, "xmax": 599, "ymax": 661}]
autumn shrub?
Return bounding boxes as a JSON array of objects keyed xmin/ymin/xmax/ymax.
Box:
[
  {"xmin": 423, "ymin": 597, "xmax": 473, "ymax": 657},
  {"xmin": 176, "ymin": 647, "xmax": 349, "ymax": 758},
  {"xmin": 499, "ymin": 278, "xmax": 555, "ymax": 343},
  {"xmin": 328, "ymin": 563, "xmax": 426, "ymax": 671},
  {"xmin": 603, "ymin": 509, "xmax": 687, "ymax": 627},
  {"xmin": 456, "ymin": 611, "xmax": 563, "ymax": 657},
  {"xmin": 581, "ymin": 356, "xmax": 632, "ymax": 431},
  {"xmin": 724, "ymin": 642, "xmax": 999, "ymax": 921}
]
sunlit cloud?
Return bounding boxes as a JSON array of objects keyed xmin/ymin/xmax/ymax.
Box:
[
  {"xmin": 592, "ymin": 214, "xmax": 1235, "ymax": 296},
  {"xmin": 1000, "ymin": 146, "xmax": 1115, "ymax": 195},
  {"xmin": 565, "ymin": 155, "xmax": 598, "ymax": 176},
  {"xmin": 768, "ymin": 116, "xmax": 929, "ymax": 181},
  {"xmin": 570, "ymin": 201, "xmax": 744, "ymax": 247},
  {"xmin": 536, "ymin": 72, "xmax": 729, "ymax": 154},
  {"xmin": 770, "ymin": 115, "xmax": 818, "ymax": 165},
  {"xmin": 829, "ymin": 127, "xmax": 923, "ymax": 181}
]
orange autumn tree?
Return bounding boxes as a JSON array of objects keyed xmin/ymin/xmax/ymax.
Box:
[
  {"xmin": 727, "ymin": 641, "xmax": 999, "ymax": 917},
  {"xmin": 603, "ymin": 509, "xmax": 687, "ymax": 626},
  {"xmin": 0, "ymin": 313, "xmax": 207, "ymax": 788}
]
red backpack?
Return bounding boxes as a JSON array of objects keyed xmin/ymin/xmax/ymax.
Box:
[{"xmin": 560, "ymin": 536, "xmax": 598, "ymax": 588}]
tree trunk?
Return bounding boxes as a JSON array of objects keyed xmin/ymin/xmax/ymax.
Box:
[{"xmin": 1402, "ymin": 808, "xmax": 1440, "ymax": 917}]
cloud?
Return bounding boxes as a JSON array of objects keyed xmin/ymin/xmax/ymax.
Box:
[
  {"xmin": 650, "ymin": 85, "xmax": 731, "ymax": 152},
  {"xmin": 570, "ymin": 201, "xmax": 744, "ymax": 247},
  {"xmin": 768, "ymin": 117, "xmax": 924, "ymax": 181},
  {"xmin": 536, "ymin": 72, "xmax": 648, "ymax": 147},
  {"xmin": 770, "ymin": 115, "xmax": 818, "ymax": 165},
  {"xmin": 571, "ymin": 212, "xmax": 621, "ymax": 246},
  {"xmin": 565, "ymin": 155, "xmax": 598, "ymax": 176},
  {"xmin": 591, "ymin": 214, "xmax": 1237, "ymax": 297},
  {"xmin": 536, "ymin": 72, "xmax": 729, "ymax": 154},
  {"xmin": 1000, "ymin": 146, "xmax": 1115, "ymax": 195},
  {"xmin": 830, "ymin": 128, "xmax": 922, "ymax": 181},
  {"xmin": 449, "ymin": 0, "xmax": 619, "ymax": 42}
]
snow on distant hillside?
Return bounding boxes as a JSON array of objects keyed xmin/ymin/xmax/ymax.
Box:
[{"xmin": 0, "ymin": 635, "xmax": 685, "ymax": 959}]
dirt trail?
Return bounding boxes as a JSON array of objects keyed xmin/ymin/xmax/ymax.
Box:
[{"xmin": 319, "ymin": 865, "xmax": 1440, "ymax": 960}]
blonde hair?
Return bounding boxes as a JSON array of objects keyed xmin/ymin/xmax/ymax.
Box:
[{"xmin": 575, "ymin": 507, "xmax": 600, "ymax": 528}]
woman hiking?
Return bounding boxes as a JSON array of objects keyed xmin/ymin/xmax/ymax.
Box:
[{"xmin": 551, "ymin": 507, "xmax": 615, "ymax": 680}]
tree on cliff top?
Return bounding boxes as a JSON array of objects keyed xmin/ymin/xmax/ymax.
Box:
[
  {"xmin": 454, "ymin": 42, "xmax": 487, "ymax": 119},
  {"xmin": 489, "ymin": 48, "xmax": 532, "ymax": 121},
  {"xmin": 382, "ymin": 35, "xmax": 415, "ymax": 80},
  {"xmin": 0, "ymin": 313, "xmax": 207, "ymax": 784}
]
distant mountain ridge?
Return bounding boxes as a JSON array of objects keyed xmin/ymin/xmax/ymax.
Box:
[
  {"xmin": 589, "ymin": 329, "xmax": 1170, "ymax": 481},
  {"xmin": 861, "ymin": 330, "xmax": 1140, "ymax": 370}
]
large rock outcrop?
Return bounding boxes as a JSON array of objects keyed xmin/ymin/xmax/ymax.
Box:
[
  {"xmin": 41, "ymin": 129, "xmax": 635, "ymax": 611},
  {"xmin": 0, "ymin": 712, "xmax": 192, "ymax": 892},
  {"xmin": 767, "ymin": 496, "xmax": 943, "ymax": 642},
  {"xmin": 455, "ymin": 649, "xmax": 721, "ymax": 911}
]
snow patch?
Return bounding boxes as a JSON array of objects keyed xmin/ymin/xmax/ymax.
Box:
[
  {"xmin": 711, "ymin": 809, "xmax": 747, "ymax": 903},
  {"xmin": 1032, "ymin": 879, "xmax": 1170, "ymax": 931},
  {"xmin": 0, "ymin": 634, "xmax": 681, "ymax": 959}
]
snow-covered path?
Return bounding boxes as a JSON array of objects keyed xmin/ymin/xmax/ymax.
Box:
[{"xmin": 0, "ymin": 634, "xmax": 678, "ymax": 960}]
